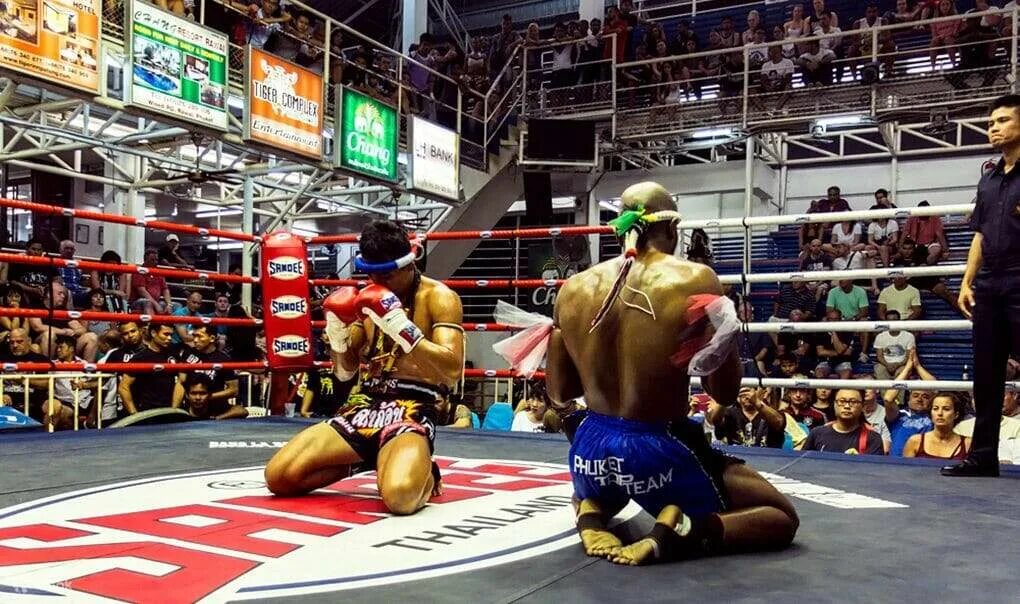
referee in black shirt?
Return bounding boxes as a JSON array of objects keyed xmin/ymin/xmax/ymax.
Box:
[{"xmin": 943, "ymin": 95, "xmax": 1020, "ymax": 477}]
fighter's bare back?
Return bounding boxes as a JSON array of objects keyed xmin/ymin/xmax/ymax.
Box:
[{"xmin": 552, "ymin": 251, "xmax": 724, "ymax": 423}]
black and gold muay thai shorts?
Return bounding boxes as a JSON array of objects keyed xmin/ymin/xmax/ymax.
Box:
[{"xmin": 326, "ymin": 378, "xmax": 446, "ymax": 470}]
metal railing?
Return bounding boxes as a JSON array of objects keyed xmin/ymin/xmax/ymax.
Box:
[
  {"xmin": 516, "ymin": 7, "xmax": 1018, "ymax": 143},
  {"xmin": 0, "ymin": 370, "xmax": 267, "ymax": 432}
]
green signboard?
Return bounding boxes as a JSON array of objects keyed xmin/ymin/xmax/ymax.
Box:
[
  {"xmin": 335, "ymin": 86, "xmax": 398, "ymax": 181},
  {"xmin": 126, "ymin": 0, "xmax": 229, "ymax": 130}
]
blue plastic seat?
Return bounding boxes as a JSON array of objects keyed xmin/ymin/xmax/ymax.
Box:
[{"xmin": 481, "ymin": 402, "xmax": 514, "ymax": 431}]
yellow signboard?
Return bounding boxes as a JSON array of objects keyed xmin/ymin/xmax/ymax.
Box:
[{"xmin": 0, "ymin": 0, "xmax": 102, "ymax": 94}]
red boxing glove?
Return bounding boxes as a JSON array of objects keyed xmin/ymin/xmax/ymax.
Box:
[
  {"xmin": 324, "ymin": 286, "xmax": 360, "ymax": 323},
  {"xmin": 356, "ymin": 284, "xmax": 424, "ymax": 353},
  {"xmin": 323, "ymin": 286, "xmax": 360, "ymax": 354}
]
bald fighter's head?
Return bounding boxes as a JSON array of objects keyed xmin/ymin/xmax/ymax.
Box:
[
  {"xmin": 618, "ymin": 181, "xmax": 679, "ymax": 255},
  {"xmin": 620, "ymin": 181, "xmax": 676, "ymax": 214}
]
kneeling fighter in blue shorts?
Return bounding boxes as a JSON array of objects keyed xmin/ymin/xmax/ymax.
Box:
[{"xmin": 547, "ymin": 182, "xmax": 799, "ymax": 565}]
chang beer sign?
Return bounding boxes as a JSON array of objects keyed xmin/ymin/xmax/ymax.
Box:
[{"xmin": 335, "ymin": 86, "xmax": 398, "ymax": 181}]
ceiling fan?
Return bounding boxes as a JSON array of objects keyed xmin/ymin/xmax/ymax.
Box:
[{"xmin": 162, "ymin": 133, "xmax": 244, "ymax": 187}]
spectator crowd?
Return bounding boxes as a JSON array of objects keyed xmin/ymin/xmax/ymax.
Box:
[
  {"xmin": 735, "ymin": 186, "xmax": 964, "ymax": 389},
  {"xmin": 699, "ymin": 342, "xmax": 1020, "ymax": 464},
  {"xmin": 474, "ymin": 0, "xmax": 1011, "ymax": 115},
  {"xmin": 0, "ymin": 233, "xmax": 262, "ymax": 431}
]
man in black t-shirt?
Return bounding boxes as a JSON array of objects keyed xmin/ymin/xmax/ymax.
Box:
[
  {"xmin": 118, "ymin": 323, "xmax": 179, "ymax": 413},
  {"xmin": 710, "ymin": 387, "xmax": 786, "ymax": 448},
  {"xmin": 0, "ymin": 328, "xmax": 51, "ymax": 420},
  {"xmin": 184, "ymin": 373, "xmax": 248, "ymax": 420},
  {"xmin": 815, "ymin": 310, "xmax": 858, "ymax": 377},
  {"xmin": 5, "ymin": 239, "xmax": 51, "ymax": 307},
  {"xmin": 103, "ymin": 321, "xmax": 146, "ymax": 418},
  {"xmin": 803, "ymin": 388, "xmax": 884, "ymax": 455},
  {"xmin": 172, "ymin": 325, "xmax": 238, "ymax": 408},
  {"xmin": 301, "ymin": 368, "xmax": 354, "ymax": 417}
]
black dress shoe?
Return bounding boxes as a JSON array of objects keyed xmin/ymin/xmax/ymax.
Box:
[{"xmin": 940, "ymin": 459, "xmax": 1000, "ymax": 477}]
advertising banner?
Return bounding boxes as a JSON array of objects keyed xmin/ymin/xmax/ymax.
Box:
[
  {"xmin": 411, "ymin": 116, "xmax": 459, "ymax": 201},
  {"xmin": 0, "ymin": 0, "xmax": 101, "ymax": 94},
  {"xmin": 126, "ymin": 0, "xmax": 228, "ymax": 130},
  {"xmin": 335, "ymin": 86, "xmax": 398, "ymax": 182},
  {"xmin": 526, "ymin": 238, "xmax": 590, "ymax": 314},
  {"xmin": 245, "ymin": 47, "xmax": 323, "ymax": 159}
]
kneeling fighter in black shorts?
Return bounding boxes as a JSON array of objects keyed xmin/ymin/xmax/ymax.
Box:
[{"xmin": 265, "ymin": 220, "xmax": 465, "ymax": 515}]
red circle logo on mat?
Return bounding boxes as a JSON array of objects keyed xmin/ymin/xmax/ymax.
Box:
[{"xmin": 0, "ymin": 457, "xmax": 588, "ymax": 602}]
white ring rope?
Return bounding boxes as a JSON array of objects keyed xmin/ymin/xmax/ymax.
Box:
[
  {"xmin": 674, "ymin": 203, "xmax": 974, "ymax": 230},
  {"xmin": 689, "ymin": 377, "xmax": 1017, "ymax": 392},
  {"xmin": 742, "ymin": 320, "xmax": 971, "ymax": 333},
  {"xmin": 718, "ymin": 264, "xmax": 966, "ymax": 285}
]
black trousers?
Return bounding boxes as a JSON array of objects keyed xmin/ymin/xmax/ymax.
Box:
[{"xmin": 969, "ymin": 269, "xmax": 1020, "ymax": 464}]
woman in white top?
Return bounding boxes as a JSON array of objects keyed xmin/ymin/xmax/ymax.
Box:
[
  {"xmin": 825, "ymin": 220, "xmax": 864, "ymax": 252},
  {"xmin": 784, "ymin": 4, "xmax": 809, "ymax": 54},
  {"xmin": 510, "ymin": 390, "xmax": 550, "ymax": 433},
  {"xmin": 807, "ymin": 0, "xmax": 839, "ymax": 30},
  {"xmin": 866, "ymin": 216, "xmax": 899, "ymax": 267}
]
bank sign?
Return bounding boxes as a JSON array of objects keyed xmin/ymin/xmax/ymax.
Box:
[
  {"xmin": 126, "ymin": 0, "xmax": 229, "ymax": 130},
  {"xmin": 411, "ymin": 117, "xmax": 460, "ymax": 201},
  {"xmin": 336, "ymin": 86, "xmax": 398, "ymax": 181}
]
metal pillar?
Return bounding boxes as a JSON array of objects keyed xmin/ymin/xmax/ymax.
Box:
[
  {"xmin": 890, "ymin": 156, "xmax": 899, "ymax": 203},
  {"xmin": 585, "ymin": 193, "xmax": 600, "ymax": 267},
  {"xmin": 578, "ymin": 0, "xmax": 602, "ymax": 23},
  {"xmin": 106, "ymin": 154, "xmax": 143, "ymax": 266},
  {"xmin": 778, "ymin": 164, "xmax": 789, "ymax": 215},
  {"xmin": 241, "ymin": 176, "xmax": 255, "ymax": 312},
  {"xmin": 743, "ymin": 137, "xmax": 755, "ymax": 300},
  {"xmin": 401, "ymin": 0, "xmax": 427, "ymax": 53}
]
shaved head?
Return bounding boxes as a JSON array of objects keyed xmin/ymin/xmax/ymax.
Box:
[{"xmin": 620, "ymin": 181, "xmax": 676, "ymax": 214}]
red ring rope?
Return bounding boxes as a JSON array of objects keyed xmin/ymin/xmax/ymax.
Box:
[
  {"xmin": 0, "ymin": 252, "xmax": 257, "ymax": 284},
  {"xmin": 0, "ymin": 360, "xmax": 540, "ymax": 378},
  {"xmin": 0, "ymin": 361, "xmax": 268, "ymax": 373},
  {"xmin": 309, "ymin": 278, "xmax": 565, "ymax": 289},
  {"xmin": 308, "ymin": 225, "xmax": 611, "ymax": 245},
  {"xmin": 0, "ymin": 198, "xmax": 260, "ymax": 243},
  {"xmin": 312, "ymin": 360, "xmax": 542, "ymax": 380},
  {"xmin": 0, "ymin": 308, "xmax": 261, "ymax": 326}
]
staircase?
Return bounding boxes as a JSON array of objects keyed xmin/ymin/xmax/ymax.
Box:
[
  {"xmin": 425, "ymin": 121, "xmax": 523, "ymax": 279},
  {"xmin": 426, "ymin": 48, "xmax": 528, "ymax": 279}
]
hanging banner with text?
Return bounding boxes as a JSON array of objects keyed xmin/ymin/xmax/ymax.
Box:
[
  {"xmin": 126, "ymin": 0, "xmax": 228, "ymax": 130},
  {"xmin": 244, "ymin": 47, "xmax": 323, "ymax": 160},
  {"xmin": 0, "ymin": 0, "xmax": 102, "ymax": 94},
  {"xmin": 410, "ymin": 116, "xmax": 460, "ymax": 201},
  {"xmin": 335, "ymin": 86, "xmax": 398, "ymax": 182}
]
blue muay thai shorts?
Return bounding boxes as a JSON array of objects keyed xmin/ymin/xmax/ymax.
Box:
[{"xmin": 565, "ymin": 410, "xmax": 742, "ymax": 518}]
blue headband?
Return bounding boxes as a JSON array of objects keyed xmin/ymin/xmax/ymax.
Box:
[{"xmin": 355, "ymin": 249, "xmax": 417, "ymax": 274}]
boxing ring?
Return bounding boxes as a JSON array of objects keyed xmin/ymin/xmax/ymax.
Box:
[
  {"xmin": 1, "ymin": 198, "xmax": 1019, "ymax": 602},
  {"xmin": 2, "ymin": 421, "xmax": 1019, "ymax": 602}
]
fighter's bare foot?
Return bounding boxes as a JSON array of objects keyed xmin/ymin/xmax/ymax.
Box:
[
  {"xmin": 607, "ymin": 538, "xmax": 658, "ymax": 565},
  {"xmin": 575, "ymin": 498, "xmax": 622, "ymax": 557},
  {"xmin": 607, "ymin": 505, "xmax": 685, "ymax": 566},
  {"xmin": 580, "ymin": 528, "xmax": 623, "ymax": 557}
]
